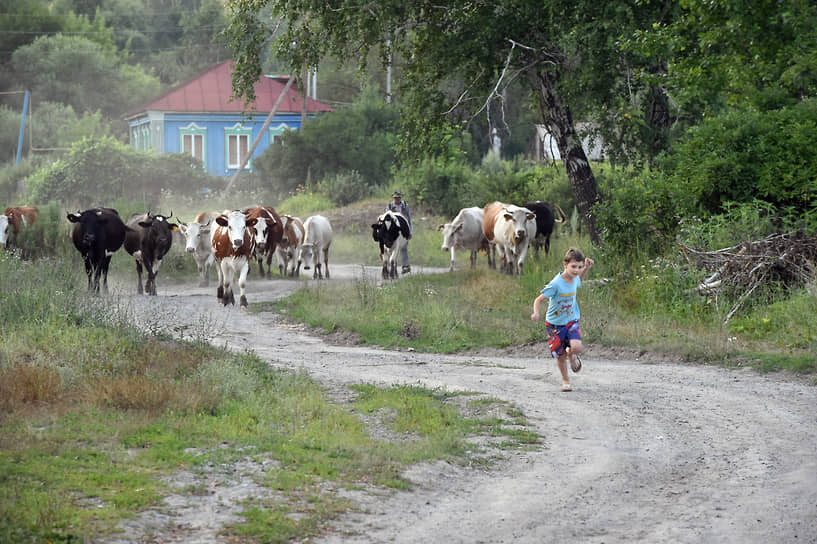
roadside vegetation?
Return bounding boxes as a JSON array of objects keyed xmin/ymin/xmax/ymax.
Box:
[{"xmin": 0, "ymin": 249, "xmax": 537, "ymax": 542}]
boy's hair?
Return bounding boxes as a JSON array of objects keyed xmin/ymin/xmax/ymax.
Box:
[{"xmin": 563, "ymin": 247, "xmax": 585, "ymax": 263}]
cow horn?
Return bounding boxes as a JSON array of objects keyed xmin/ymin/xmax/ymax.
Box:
[{"xmin": 166, "ymin": 210, "xmax": 173, "ymax": 220}]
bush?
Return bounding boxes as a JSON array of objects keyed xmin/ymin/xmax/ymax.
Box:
[
  {"xmin": 317, "ymin": 170, "xmax": 373, "ymax": 206},
  {"xmin": 25, "ymin": 137, "xmax": 222, "ymax": 208},
  {"xmin": 661, "ymin": 100, "xmax": 817, "ymax": 226},
  {"xmin": 393, "ymin": 157, "xmax": 473, "ymax": 216}
]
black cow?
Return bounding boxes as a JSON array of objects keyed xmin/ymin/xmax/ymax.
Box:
[
  {"xmin": 523, "ymin": 201, "xmax": 567, "ymax": 259},
  {"xmin": 123, "ymin": 211, "xmax": 177, "ymax": 295},
  {"xmin": 371, "ymin": 211, "xmax": 411, "ymax": 279},
  {"xmin": 67, "ymin": 207, "xmax": 128, "ymax": 293}
]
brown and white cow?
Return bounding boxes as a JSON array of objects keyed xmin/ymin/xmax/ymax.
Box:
[
  {"xmin": 483, "ymin": 201, "xmax": 536, "ymax": 275},
  {"xmin": 210, "ymin": 210, "xmax": 257, "ymax": 307},
  {"xmin": 1, "ymin": 205, "xmax": 39, "ymax": 248},
  {"xmin": 276, "ymin": 214, "xmax": 305, "ymax": 277},
  {"xmin": 179, "ymin": 211, "xmax": 220, "ymax": 286},
  {"xmin": 242, "ymin": 205, "xmax": 283, "ymax": 278}
]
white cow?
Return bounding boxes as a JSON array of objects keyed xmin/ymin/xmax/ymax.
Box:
[
  {"xmin": 179, "ymin": 211, "xmax": 219, "ymax": 286},
  {"xmin": 439, "ymin": 206, "xmax": 490, "ymax": 271},
  {"xmin": 0, "ymin": 214, "xmax": 8, "ymax": 248},
  {"xmin": 276, "ymin": 215, "xmax": 305, "ymax": 277},
  {"xmin": 492, "ymin": 204, "xmax": 536, "ymax": 275},
  {"xmin": 210, "ymin": 210, "xmax": 257, "ymax": 306},
  {"xmin": 299, "ymin": 215, "xmax": 333, "ymax": 279}
]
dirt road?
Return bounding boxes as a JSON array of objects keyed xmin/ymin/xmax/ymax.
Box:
[{"xmin": 114, "ymin": 264, "xmax": 817, "ymax": 544}]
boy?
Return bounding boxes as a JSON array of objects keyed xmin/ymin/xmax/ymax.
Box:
[{"xmin": 531, "ymin": 247, "xmax": 594, "ymax": 392}]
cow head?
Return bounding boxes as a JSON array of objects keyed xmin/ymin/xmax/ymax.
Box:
[
  {"xmin": 179, "ymin": 219, "xmax": 211, "ymax": 253},
  {"xmin": 216, "ymin": 211, "xmax": 257, "ymax": 250},
  {"xmin": 299, "ymin": 242, "xmax": 316, "ymax": 270},
  {"xmin": 138, "ymin": 212, "xmax": 177, "ymax": 250},
  {"xmin": 68, "ymin": 208, "xmax": 110, "ymax": 250},
  {"xmin": 251, "ymin": 216, "xmax": 270, "ymax": 251},
  {"xmin": 440, "ymin": 222, "xmax": 464, "ymax": 252},
  {"xmin": 0, "ymin": 214, "xmax": 8, "ymax": 248},
  {"xmin": 503, "ymin": 207, "xmax": 536, "ymax": 243}
]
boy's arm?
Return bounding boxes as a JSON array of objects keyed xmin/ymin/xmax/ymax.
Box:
[
  {"xmin": 579, "ymin": 258, "xmax": 594, "ymax": 280},
  {"xmin": 531, "ymin": 293, "xmax": 547, "ymax": 322}
]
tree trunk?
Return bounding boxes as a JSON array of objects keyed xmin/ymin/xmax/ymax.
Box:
[{"xmin": 527, "ymin": 68, "xmax": 601, "ymax": 245}]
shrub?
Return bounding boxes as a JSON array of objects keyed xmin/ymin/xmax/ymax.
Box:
[
  {"xmin": 660, "ymin": 100, "xmax": 817, "ymax": 227},
  {"xmin": 393, "ymin": 157, "xmax": 473, "ymax": 216},
  {"xmin": 317, "ymin": 170, "xmax": 374, "ymax": 206},
  {"xmin": 25, "ymin": 137, "xmax": 222, "ymax": 207}
]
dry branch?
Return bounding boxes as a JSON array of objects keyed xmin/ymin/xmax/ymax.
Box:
[{"xmin": 680, "ymin": 232, "xmax": 817, "ymax": 322}]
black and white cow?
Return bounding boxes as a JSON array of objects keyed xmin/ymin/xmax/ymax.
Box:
[
  {"xmin": 523, "ymin": 201, "xmax": 567, "ymax": 258},
  {"xmin": 124, "ymin": 211, "xmax": 177, "ymax": 295},
  {"xmin": 67, "ymin": 207, "xmax": 128, "ymax": 293},
  {"xmin": 371, "ymin": 211, "xmax": 411, "ymax": 279}
]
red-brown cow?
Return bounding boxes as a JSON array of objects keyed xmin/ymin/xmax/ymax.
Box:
[
  {"xmin": 242, "ymin": 205, "xmax": 283, "ymax": 278},
  {"xmin": 1, "ymin": 206, "xmax": 39, "ymax": 248},
  {"xmin": 276, "ymin": 214, "xmax": 304, "ymax": 277},
  {"xmin": 211, "ymin": 210, "xmax": 258, "ymax": 306}
]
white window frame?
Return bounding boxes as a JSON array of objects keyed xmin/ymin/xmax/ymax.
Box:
[
  {"xmin": 179, "ymin": 123, "xmax": 206, "ymax": 162},
  {"xmin": 269, "ymin": 123, "xmax": 290, "ymax": 144},
  {"xmin": 225, "ymin": 124, "xmax": 253, "ymax": 170}
]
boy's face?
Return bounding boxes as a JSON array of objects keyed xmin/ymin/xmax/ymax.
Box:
[{"xmin": 563, "ymin": 259, "xmax": 585, "ymax": 278}]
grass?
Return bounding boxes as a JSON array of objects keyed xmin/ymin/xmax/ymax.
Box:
[
  {"xmin": 0, "ymin": 249, "xmax": 536, "ymax": 542},
  {"xmin": 271, "ymin": 231, "xmax": 817, "ymax": 376}
]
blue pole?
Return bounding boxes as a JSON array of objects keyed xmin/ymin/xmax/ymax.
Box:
[{"xmin": 16, "ymin": 91, "xmax": 29, "ymax": 165}]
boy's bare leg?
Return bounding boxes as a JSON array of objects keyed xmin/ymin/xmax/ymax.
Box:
[{"xmin": 556, "ymin": 355, "xmax": 571, "ymax": 390}]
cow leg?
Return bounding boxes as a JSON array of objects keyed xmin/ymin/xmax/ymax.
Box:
[
  {"xmin": 84, "ymin": 257, "xmax": 94, "ymax": 290},
  {"xmin": 214, "ymin": 258, "xmax": 224, "ymax": 303},
  {"xmin": 100, "ymin": 255, "xmax": 113, "ymax": 294},
  {"xmin": 221, "ymin": 260, "xmax": 235, "ymax": 306},
  {"xmin": 322, "ymin": 248, "xmax": 330, "ymax": 279},
  {"xmin": 238, "ymin": 260, "xmax": 250, "ymax": 307},
  {"xmin": 134, "ymin": 261, "xmax": 145, "ymax": 295},
  {"xmin": 544, "ymin": 235, "xmax": 551, "ymax": 256},
  {"xmin": 470, "ymin": 250, "xmax": 477, "ymax": 268}
]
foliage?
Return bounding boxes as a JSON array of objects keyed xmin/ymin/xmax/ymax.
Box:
[
  {"xmin": 277, "ymin": 185, "xmax": 334, "ymax": 217},
  {"xmin": 317, "ymin": 170, "xmax": 372, "ymax": 207},
  {"xmin": 25, "ymin": 137, "xmax": 222, "ymax": 207},
  {"xmin": 253, "ymin": 88, "xmax": 398, "ymax": 200},
  {"xmin": 629, "ymin": 0, "xmax": 817, "ymax": 120},
  {"xmin": 393, "ymin": 158, "xmax": 473, "ymax": 217},
  {"xmin": 660, "ymin": 101, "xmax": 817, "ymax": 223},
  {"xmin": 11, "ymin": 34, "xmax": 160, "ymax": 118},
  {"xmin": 0, "ymin": 159, "xmax": 42, "ymax": 203}
]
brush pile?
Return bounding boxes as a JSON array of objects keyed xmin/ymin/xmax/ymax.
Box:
[{"xmin": 680, "ymin": 232, "xmax": 817, "ymax": 322}]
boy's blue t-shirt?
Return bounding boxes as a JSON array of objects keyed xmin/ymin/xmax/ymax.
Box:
[{"xmin": 541, "ymin": 273, "xmax": 581, "ymax": 325}]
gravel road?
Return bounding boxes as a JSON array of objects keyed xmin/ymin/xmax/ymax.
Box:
[{"xmin": 109, "ymin": 263, "xmax": 817, "ymax": 544}]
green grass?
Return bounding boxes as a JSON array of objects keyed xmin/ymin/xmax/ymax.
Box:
[{"xmin": 0, "ymin": 250, "xmax": 535, "ymax": 542}]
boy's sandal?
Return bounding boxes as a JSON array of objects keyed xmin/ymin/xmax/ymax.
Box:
[{"xmin": 561, "ymin": 383, "xmax": 573, "ymax": 392}]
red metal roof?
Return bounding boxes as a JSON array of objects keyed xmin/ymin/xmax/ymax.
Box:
[{"xmin": 127, "ymin": 61, "xmax": 333, "ymax": 116}]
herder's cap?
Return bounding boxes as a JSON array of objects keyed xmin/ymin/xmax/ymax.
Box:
[{"xmin": 392, "ymin": 190, "xmax": 403, "ymax": 198}]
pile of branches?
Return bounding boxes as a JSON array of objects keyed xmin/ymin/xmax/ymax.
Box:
[{"xmin": 679, "ymin": 232, "xmax": 817, "ymax": 322}]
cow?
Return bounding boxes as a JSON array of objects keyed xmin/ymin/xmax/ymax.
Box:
[
  {"xmin": 299, "ymin": 215, "xmax": 333, "ymax": 279},
  {"xmin": 179, "ymin": 211, "xmax": 220, "ymax": 287},
  {"xmin": 438, "ymin": 206, "xmax": 491, "ymax": 271},
  {"xmin": 483, "ymin": 201, "xmax": 536, "ymax": 275},
  {"xmin": 123, "ymin": 211, "xmax": 177, "ymax": 295},
  {"xmin": 276, "ymin": 214, "xmax": 305, "ymax": 277},
  {"xmin": 242, "ymin": 205, "xmax": 283, "ymax": 278},
  {"xmin": 371, "ymin": 210, "xmax": 410, "ymax": 279},
  {"xmin": 67, "ymin": 207, "xmax": 128, "ymax": 293},
  {"xmin": 523, "ymin": 201, "xmax": 567, "ymax": 259},
  {"xmin": 1, "ymin": 205, "xmax": 39, "ymax": 248},
  {"xmin": 210, "ymin": 210, "xmax": 257, "ymax": 306}
]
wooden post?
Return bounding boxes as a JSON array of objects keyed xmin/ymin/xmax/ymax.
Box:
[{"xmin": 223, "ymin": 72, "xmax": 296, "ymax": 195}]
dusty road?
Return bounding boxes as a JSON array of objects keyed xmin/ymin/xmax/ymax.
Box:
[{"xmin": 112, "ymin": 264, "xmax": 817, "ymax": 544}]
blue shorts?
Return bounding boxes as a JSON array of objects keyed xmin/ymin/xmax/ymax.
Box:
[{"xmin": 545, "ymin": 320, "xmax": 581, "ymax": 358}]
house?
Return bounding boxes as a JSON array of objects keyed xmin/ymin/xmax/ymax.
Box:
[
  {"xmin": 528, "ymin": 123, "xmax": 606, "ymax": 162},
  {"xmin": 124, "ymin": 61, "xmax": 333, "ymax": 176}
]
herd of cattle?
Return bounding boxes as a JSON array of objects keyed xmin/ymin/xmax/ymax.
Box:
[{"xmin": 1, "ymin": 199, "xmax": 565, "ymax": 306}]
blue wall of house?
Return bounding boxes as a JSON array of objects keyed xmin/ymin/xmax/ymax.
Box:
[
  {"xmin": 128, "ymin": 112, "xmax": 315, "ymax": 177},
  {"xmin": 162, "ymin": 113, "xmax": 307, "ymax": 176}
]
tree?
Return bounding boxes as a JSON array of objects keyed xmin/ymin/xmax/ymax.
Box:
[
  {"xmin": 225, "ymin": 1, "xmax": 682, "ymax": 244},
  {"xmin": 11, "ymin": 34, "xmax": 160, "ymax": 118}
]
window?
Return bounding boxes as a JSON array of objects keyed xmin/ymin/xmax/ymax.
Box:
[
  {"xmin": 225, "ymin": 125, "xmax": 252, "ymax": 170},
  {"xmin": 269, "ymin": 123, "xmax": 290, "ymax": 144},
  {"xmin": 179, "ymin": 124, "xmax": 206, "ymax": 162}
]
